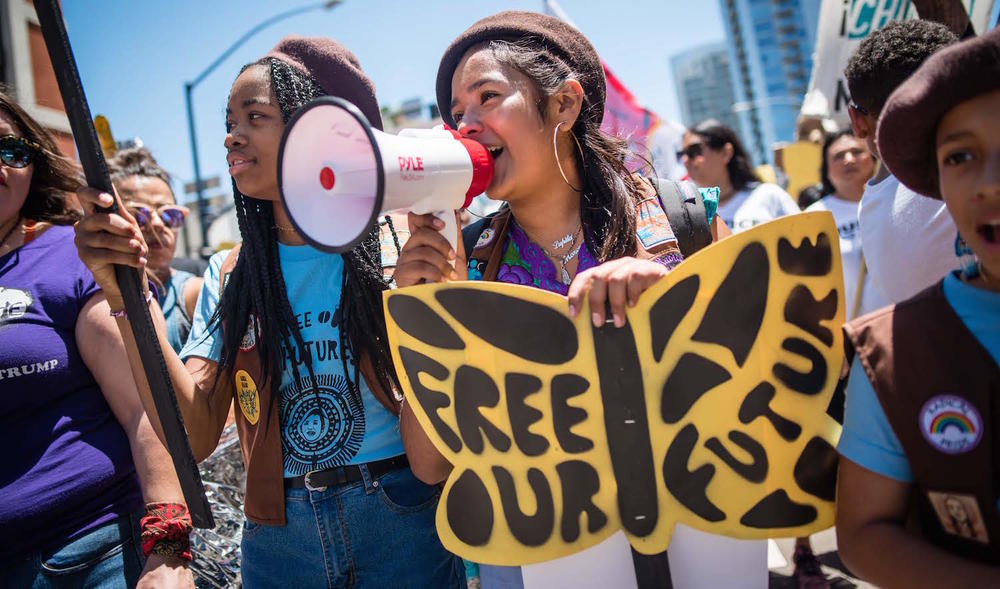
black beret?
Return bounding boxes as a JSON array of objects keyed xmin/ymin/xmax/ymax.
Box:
[{"xmin": 436, "ymin": 11, "xmax": 605, "ymax": 129}]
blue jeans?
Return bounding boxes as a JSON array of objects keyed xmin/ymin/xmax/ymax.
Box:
[
  {"xmin": 4, "ymin": 512, "xmax": 144, "ymax": 589},
  {"xmin": 240, "ymin": 464, "xmax": 465, "ymax": 588}
]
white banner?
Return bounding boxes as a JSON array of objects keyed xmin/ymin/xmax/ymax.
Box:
[{"xmin": 803, "ymin": 0, "xmax": 995, "ymax": 128}]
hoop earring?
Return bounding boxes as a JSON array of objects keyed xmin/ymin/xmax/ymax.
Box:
[{"xmin": 554, "ymin": 121, "xmax": 584, "ymax": 192}]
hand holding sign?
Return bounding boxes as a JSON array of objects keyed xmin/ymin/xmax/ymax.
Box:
[{"xmin": 384, "ymin": 212, "xmax": 844, "ymax": 566}]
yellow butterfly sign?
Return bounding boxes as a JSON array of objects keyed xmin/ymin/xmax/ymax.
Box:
[{"xmin": 384, "ymin": 211, "xmax": 844, "ymax": 566}]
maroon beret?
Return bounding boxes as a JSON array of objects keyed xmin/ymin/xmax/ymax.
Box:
[
  {"xmin": 266, "ymin": 35, "xmax": 383, "ymax": 131},
  {"xmin": 877, "ymin": 25, "xmax": 1000, "ymax": 198},
  {"xmin": 436, "ymin": 11, "xmax": 605, "ymax": 128}
]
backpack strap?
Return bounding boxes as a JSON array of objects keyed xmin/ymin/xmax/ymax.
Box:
[{"xmin": 649, "ymin": 177, "xmax": 712, "ymax": 257}]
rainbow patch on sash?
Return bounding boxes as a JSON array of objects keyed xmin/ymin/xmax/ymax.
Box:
[
  {"xmin": 920, "ymin": 395, "xmax": 983, "ymax": 455},
  {"xmin": 929, "ymin": 411, "xmax": 977, "ymax": 435}
]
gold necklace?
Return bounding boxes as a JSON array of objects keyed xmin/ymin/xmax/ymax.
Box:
[{"xmin": 273, "ymin": 224, "xmax": 297, "ymax": 233}]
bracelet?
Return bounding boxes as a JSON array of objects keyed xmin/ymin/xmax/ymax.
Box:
[
  {"xmin": 109, "ymin": 290, "xmax": 154, "ymax": 318},
  {"xmin": 140, "ymin": 502, "xmax": 193, "ymax": 562}
]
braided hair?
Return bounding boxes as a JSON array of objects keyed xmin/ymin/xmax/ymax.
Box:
[{"xmin": 211, "ymin": 57, "xmax": 399, "ymax": 431}]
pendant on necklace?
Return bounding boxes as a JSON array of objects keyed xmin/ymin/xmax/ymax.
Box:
[
  {"xmin": 560, "ymin": 267, "xmax": 571, "ymax": 285},
  {"xmin": 552, "ymin": 232, "xmax": 575, "ymax": 249}
]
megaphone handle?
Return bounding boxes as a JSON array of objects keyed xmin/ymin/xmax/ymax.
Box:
[{"xmin": 436, "ymin": 210, "xmax": 459, "ymax": 270}]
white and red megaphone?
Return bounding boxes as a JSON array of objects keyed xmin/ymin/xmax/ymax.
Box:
[{"xmin": 278, "ymin": 96, "xmax": 493, "ymax": 254}]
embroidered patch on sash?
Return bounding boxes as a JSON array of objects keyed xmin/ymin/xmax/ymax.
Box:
[
  {"xmin": 239, "ymin": 315, "xmax": 258, "ymax": 352},
  {"xmin": 926, "ymin": 491, "xmax": 989, "ymax": 543},
  {"xmin": 920, "ymin": 395, "xmax": 982, "ymax": 455},
  {"xmin": 636, "ymin": 201, "xmax": 677, "ymax": 250},
  {"xmin": 475, "ymin": 227, "xmax": 496, "ymax": 250},
  {"xmin": 235, "ymin": 369, "xmax": 260, "ymax": 426}
]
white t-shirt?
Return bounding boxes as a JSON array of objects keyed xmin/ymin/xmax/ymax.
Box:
[
  {"xmin": 806, "ymin": 195, "xmax": 888, "ymax": 319},
  {"xmin": 716, "ymin": 183, "xmax": 800, "ymax": 233},
  {"xmin": 858, "ymin": 174, "xmax": 967, "ymax": 303}
]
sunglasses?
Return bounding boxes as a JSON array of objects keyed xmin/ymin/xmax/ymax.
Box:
[
  {"xmin": 0, "ymin": 135, "xmax": 42, "ymax": 169},
  {"xmin": 849, "ymin": 102, "xmax": 870, "ymax": 116},
  {"xmin": 127, "ymin": 203, "xmax": 188, "ymax": 229},
  {"xmin": 676, "ymin": 143, "xmax": 705, "ymax": 162}
]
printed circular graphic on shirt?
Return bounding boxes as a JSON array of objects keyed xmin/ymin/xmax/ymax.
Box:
[
  {"xmin": 280, "ymin": 373, "xmax": 365, "ymax": 475},
  {"xmin": 919, "ymin": 394, "xmax": 983, "ymax": 455}
]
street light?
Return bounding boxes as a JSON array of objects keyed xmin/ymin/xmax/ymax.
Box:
[{"xmin": 184, "ymin": 0, "xmax": 342, "ymax": 258}]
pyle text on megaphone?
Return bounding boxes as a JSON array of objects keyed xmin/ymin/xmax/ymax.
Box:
[{"xmin": 278, "ymin": 96, "xmax": 493, "ymax": 255}]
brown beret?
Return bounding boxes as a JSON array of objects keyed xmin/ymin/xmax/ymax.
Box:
[
  {"xmin": 436, "ymin": 11, "xmax": 605, "ymax": 128},
  {"xmin": 266, "ymin": 35, "xmax": 383, "ymax": 131},
  {"xmin": 877, "ymin": 25, "xmax": 1000, "ymax": 198}
]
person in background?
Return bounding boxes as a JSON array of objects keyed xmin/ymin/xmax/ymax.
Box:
[
  {"xmin": 845, "ymin": 20, "xmax": 966, "ymax": 303},
  {"xmin": 109, "ymin": 147, "xmax": 202, "ymax": 353},
  {"xmin": 806, "ymin": 130, "xmax": 885, "ymax": 319},
  {"xmin": 0, "ymin": 91, "xmax": 192, "ymax": 587},
  {"xmin": 837, "ymin": 26, "xmax": 1000, "ymax": 587},
  {"xmin": 680, "ymin": 119, "xmax": 799, "ymax": 232}
]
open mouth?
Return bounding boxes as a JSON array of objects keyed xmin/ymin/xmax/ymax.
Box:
[
  {"xmin": 486, "ymin": 145, "xmax": 504, "ymax": 160},
  {"xmin": 228, "ymin": 156, "xmax": 255, "ymax": 175},
  {"xmin": 978, "ymin": 222, "xmax": 1000, "ymax": 244}
]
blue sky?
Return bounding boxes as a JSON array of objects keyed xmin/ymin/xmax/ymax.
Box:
[{"xmin": 61, "ymin": 1, "xmax": 725, "ymax": 202}]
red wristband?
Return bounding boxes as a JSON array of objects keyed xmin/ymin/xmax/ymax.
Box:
[{"xmin": 140, "ymin": 502, "xmax": 193, "ymax": 561}]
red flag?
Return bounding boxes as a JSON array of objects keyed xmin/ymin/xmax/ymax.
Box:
[{"xmin": 600, "ymin": 64, "xmax": 658, "ymax": 142}]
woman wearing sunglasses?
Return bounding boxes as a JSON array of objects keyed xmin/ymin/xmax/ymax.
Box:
[
  {"xmin": 679, "ymin": 119, "xmax": 799, "ymax": 233},
  {"xmin": 108, "ymin": 147, "xmax": 202, "ymax": 354},
  {"xmin": 0, "ymin": 93, "xmax": 192, "ymax": 585}
]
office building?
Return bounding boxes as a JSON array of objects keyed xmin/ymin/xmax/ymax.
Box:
[
  {"xmin": 671, "ymin": 42, "xmax": 740, "ymax": 133},
  {"xmin": 719, "ymin": 0, "xmax": 822, "ymax": 164}
]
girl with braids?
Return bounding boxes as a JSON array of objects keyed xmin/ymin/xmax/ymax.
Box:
[
  {"xmin": 395, "ymin": 11, "xmax": 727, "ymax": 588},
  {"xmin": 74, "ymin": 37, "xmax": 464, "ymax": 588}
]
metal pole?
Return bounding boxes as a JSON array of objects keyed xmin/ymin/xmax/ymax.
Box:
[{"xmin": 184, "ymin": 81, "xmax": 211, "ymax": 258}]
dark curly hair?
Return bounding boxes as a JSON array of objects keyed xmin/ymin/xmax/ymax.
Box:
[
  {"xmin": 844, "ymin": 20, "xmax": 958, "ymax": 114},
  {"xmin": 210, "ymin": 58, "xmax": 398, "ymax": 441},
  {"xmin": 0, "ymin": 89, "xmax": 82, "ymax": 225},
  {"xmin": 688, "ymin": 119, "xmax": 761, "ymax": 193},
  {"xmin": 108, "ymin": 146, "xmax": 174, "ymax": 197}
]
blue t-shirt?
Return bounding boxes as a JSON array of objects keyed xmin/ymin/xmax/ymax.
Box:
[
  {"xmin": 839, "ymin": 272, "xmax": 1000, "ymax": 487},
  {"xmin": 181, "ymin": 244, "xmax": 404, "ymax": 477},
  {"xmin": 160, "ymin": 269, "xmax": 195, "ymax": 354}
]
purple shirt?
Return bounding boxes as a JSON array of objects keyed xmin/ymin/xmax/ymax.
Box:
[{"xmin": 0, "ymin": 225, "xmax": 143, "ymax": 561}]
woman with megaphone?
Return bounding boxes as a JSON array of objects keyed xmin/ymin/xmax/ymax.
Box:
[
  {"xmin": 73, "ymin": 37, "xmax": 465, "ymax": 588},
  {"xmin": 394, "ymin": 11, "xmax": 728, "ymax": 587}
]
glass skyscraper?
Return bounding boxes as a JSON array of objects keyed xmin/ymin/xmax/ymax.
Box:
[
  {"xmin": 719, "ymin": 0, "xmax": 822, "ymax": 165},
  {"xmin": 671, "ymin": 42, "xmax": 741, "ymax": 133}
]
